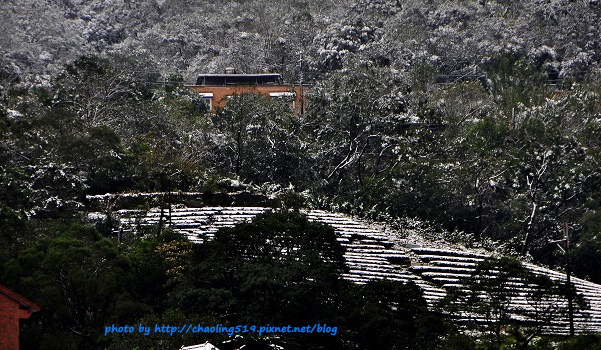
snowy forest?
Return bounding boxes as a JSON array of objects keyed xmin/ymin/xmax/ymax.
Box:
[{"xmin": 2, "ymin": 0, "xmax": 601, "ymax": 349}]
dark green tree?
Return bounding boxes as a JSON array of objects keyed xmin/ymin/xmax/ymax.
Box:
[
  {"xmin": 211, "ymin": 92, "xmax": 303, "ymax": 185},
  {"xmin": 340, "ymin": 280, "xmax": 447, "ymax": 350},
  {"xmin": 443, "ymin": 257, "xmax": 585, "ymax": 349},
  {"xmin": 170, "ymin": 210, "xmax": 347, "ymax": 348},
  {"xmin": 3, "ymin": 224, "xmax": 141, "ymax": 349}
]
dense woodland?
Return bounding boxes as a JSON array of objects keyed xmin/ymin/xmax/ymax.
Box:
[{"xmin": 2, "ymin": 0, "xmax": 601, "ymax": 348}]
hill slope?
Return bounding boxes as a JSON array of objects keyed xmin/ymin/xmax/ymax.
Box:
[
  {"xmin": 104, "ymin": 202, "xmax": 601, "ymax": 336},
  {"xmin": 2, "ymin": 0, "xmax": 600, "ymax": 84}
]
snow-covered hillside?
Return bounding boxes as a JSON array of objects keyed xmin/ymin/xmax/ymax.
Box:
[{"xmin": 101, "ymin": 204, "xmax": 601, "ymax": 335}]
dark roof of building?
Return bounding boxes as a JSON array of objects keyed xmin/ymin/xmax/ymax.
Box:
[
  {"xmin": 0, "ymin": 284, "xmax": 41, "ymax": 312},
  {"xmin": 195, "ymin": 73, "xmax": 282, "ymax": 86}
]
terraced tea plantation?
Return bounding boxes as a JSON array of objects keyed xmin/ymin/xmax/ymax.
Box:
[{"xmin": 110, "ymin": 205, "xmax": 601, "ymax": 335}]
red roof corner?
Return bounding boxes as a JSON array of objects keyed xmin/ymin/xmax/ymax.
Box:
[{"xmin": 0, "ymin": 284, "xmax": 40, "ymax": 313}]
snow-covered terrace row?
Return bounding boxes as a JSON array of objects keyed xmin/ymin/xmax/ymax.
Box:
[
  {"xmin": 113, "ymin": 206, "xmax": 448, "ymax": 301},
  {"xmin": 408, "ymin": 246, "xmax": 601, "ymax": 334},
  {"xmin": 109, "ymin": 205, "xmax": 601, "ymax": 335}
]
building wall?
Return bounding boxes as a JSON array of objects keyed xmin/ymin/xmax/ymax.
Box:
[
  {"xmin": 187, "ymin": 85, "xmax": 307, "ymax": 114},
  {"xmin": 0, "ymin": 294, "xmax": 29, "ymax": 350}
]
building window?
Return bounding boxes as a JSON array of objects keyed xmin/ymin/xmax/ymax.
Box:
[
  {"xmin": 269, "ymin": 92, "xmax": 295, "ymax": 98},
  {"xmin": 198, "ymin": 93, "xmax": 213, "ymax": 111},
  {"xmin": 269, "ymin": 92, "xmax": 295, "ymax": 110}
]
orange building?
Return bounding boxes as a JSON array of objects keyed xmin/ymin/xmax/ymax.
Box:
[
  {"xmin": 0, "ymin": 284, "xmax": 40, "ymax": 350},
  {"xmin": 186, "ymin": 71, "xmax": 307, "ymax": 114}
]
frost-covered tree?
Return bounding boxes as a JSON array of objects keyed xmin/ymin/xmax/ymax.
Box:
[
  {"xmin": 444, "ymin": 257, "xmax": 583, "ymax": 348},
  {"xmin": 210, "ymin": 92, "xmax": 303, "ymax": 185}
]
